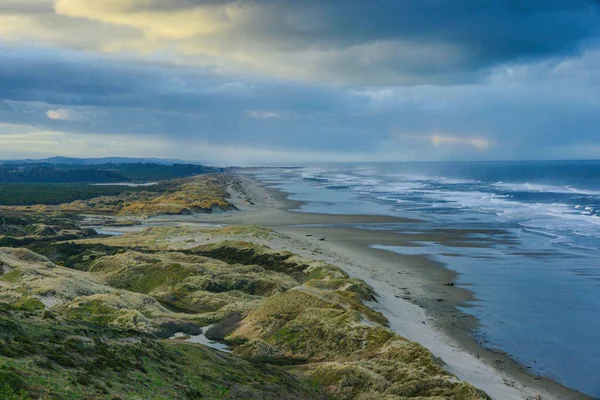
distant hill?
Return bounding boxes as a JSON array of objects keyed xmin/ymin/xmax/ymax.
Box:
[
  {"xmin": 0, "ymin": 162, "xmax": 223, "ymax": 183},
  {"xmin": 2, "ymin": 156, "xmax": 189, "ymax": 165}
]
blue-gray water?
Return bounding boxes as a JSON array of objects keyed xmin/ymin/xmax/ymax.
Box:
[{"xmin": 251, "ymin": 161, "xmax": 600, "ymax": 398}]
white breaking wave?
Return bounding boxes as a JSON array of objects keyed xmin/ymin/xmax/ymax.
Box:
[
  {"xmin": 290, "ymin": 167, "xmax": 600, "ymax": 250},
  {"xmin": 493, "ymin": 182, "xmax": 600, "ymax": 196}
]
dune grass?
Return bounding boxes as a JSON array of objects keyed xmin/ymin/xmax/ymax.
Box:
[{"xmin": 0, "ymin": 225, "xmax": 491, "ymax": 399}]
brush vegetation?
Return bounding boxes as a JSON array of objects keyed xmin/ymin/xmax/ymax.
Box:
[
  {"xmin": 0, "ymin": 236, "xmax": 491, "ymax": 399},
  {"xmin": 0, "ymin": 172, "xmax": 490, "ymax": 399},
  {"xmin": 0, "ymin": 182, "xmax": 163, "ymax": 206},
  {"xmin": 0, "ymin": 162, "xmax": 221, "ymax": 184},
  {"xmin": 0, "ymin": 174, "xmax": 236, "ymax": 217},
  {"xmin": 0, "ymin": 303, "xmax": 324, "ymax": 400},
  {"xmin": 0, "ymin": 247, "xmax": 326, "ymax": 399}
]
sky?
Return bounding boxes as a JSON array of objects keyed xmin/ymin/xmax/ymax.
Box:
[{"xmin": 0, "ymin": 0, "xmax": 599, "ymax": 165}]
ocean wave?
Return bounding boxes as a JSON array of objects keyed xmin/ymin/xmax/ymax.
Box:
[
  {"xmin": 493, "ymin": 182, "xmax": 600, "ymax": 196},
  {"xmin": 287, "ymin": 166, "xmax": 600, "ymax": 249}
]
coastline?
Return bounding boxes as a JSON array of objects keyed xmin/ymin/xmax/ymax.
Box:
[
  {"xmin": 194, "ymin": 172, "xmax": 590, "ymax": 400},
  {"xmin": 3, "ymin": 170, "xmax": 592, "ymax": 399}
]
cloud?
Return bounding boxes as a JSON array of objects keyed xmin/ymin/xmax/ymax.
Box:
[
  {"xmin": 247, "ymin": 110, "xmax": 281, "ymax": 120},
  {"xmin": 1, "ymin": 44, "xmax": 600, "ymax": 162},
  {"xmin": 0, "ymin": 3, "xmax": 599, "ymax": 163},
  {"xmin": 396, "ymin": 132, "xmax": 494, "ymax": 153},
  {"xmin": 46, "ymin": 108, "xmax": 72, "ymax": 120},
  {"xmin": 0, "ymin": 122, "xmax": 425, "ymax": 165},
  {"xmin": 431, "ymin": 134, "xmax": 493, "ymax": 150},
  {"xmin": 45, "ymin": 108, "xmax": 68, "ymax": 120},
  {"xmin": 54, "ymin": 0, "xmax": 228, "ymax": 39},
  {"xmin": 45, "ymin": 107, "xmax": 94, "ymax": 121},
  {"xmin": 0, "ymin": 123, "xmax": 171, "ymax": 159},
  {"xmin": 0, "ymin": 0, "xmax": 598, "ymax": 84}
]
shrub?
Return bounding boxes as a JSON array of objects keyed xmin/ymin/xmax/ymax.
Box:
[{"xmin": 0, "ymin": 383, "xmax": 30, "ymax": 400}]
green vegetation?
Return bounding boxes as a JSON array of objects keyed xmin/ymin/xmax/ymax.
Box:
[
  {"xmin": 0, "ymin": 162, "xmax": 225, "ymax": 206},
  {"xmin": 0, "ymin": 162, "xmax": 222, "ymax": 183},
  {"xmin": 0, "ymin": 175, "xmax": 235, "ymax": 217},
  {"xmin": 0, "ymin": 182, "xmax": 163, "ymax": 206},
  {"xmin": 193, "ymin": 240, "xmax": 349, "ymax": 283},
  {"xmin": 0, "ymin": 303, "xmax": 325, "ymax": 400},
  {"xmin": 0, "ymin": 232, "xmax": 491, "ymax": 399},
  {"xmin": 24, "ymin": 242, "xmax": 123, "ymax": 271},
  {"xmin": 0, "ymin": 218, "xmax": 96, "ymax": 250},
  {"xmin": 0, "ymin": 245, "xmax": 326, "ymax": 399},
  {"xmin": 0, "ymin": 174, "xmax": 236, "ymax": 216},
  {"xmin": 0, "ymin": 172, "xmax": 491, "ymax": 399},
  {"xmin": 0, "ymin": 384, "xmax": 31, "ymax": 400},
  {"xmin": 107, "ymin": 162, "xmax": 222, "ymax": 181},
  {"xmin": 88, "ymin": 249, "xmax": 297, "ymax": 320}
]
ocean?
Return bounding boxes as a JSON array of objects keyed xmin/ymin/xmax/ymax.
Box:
[{"xmin": 251, "ymin": 160, "xmax": 600, "ymax": 398}]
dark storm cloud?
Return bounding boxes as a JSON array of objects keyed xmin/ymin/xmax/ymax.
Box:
[
  {"xmin": 170, "ymin": 0, "xmax": 600, "ymax": 81},
  {"xmin": 291, "ymin": 0, "xmax": 600, "ymax": 83},
  {"xmin": 109, "ymin": 0, "xmax": 600, "ymax": 59},
  {"xmin": 0, "ymin": 47, "xmax": 338, "ymax": 113},
  {"xmin": 0, "ymin": 46, "xmax": 372, "ymax": 152},
  {"xmin": 273, "ymin": 1, "xmax": 599, "ymax": 56},
  {"xmin": 4, "ymin": 0, "xmax": 598, "ymax": 84}
]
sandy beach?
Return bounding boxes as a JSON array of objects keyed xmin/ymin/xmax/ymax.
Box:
[{"xmin": 104, "ymin": 172, "xmax": 590, "ymax": 400}]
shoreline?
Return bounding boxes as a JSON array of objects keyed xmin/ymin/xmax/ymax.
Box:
[
  {"xmin": 200, "ymin": 172, "xmax": 589, "ymax": 400},
  {"xmin": 92, "ymin": 171, "xmax": 590, "ymax": 399}
]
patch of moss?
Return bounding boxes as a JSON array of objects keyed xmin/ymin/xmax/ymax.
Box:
[
  {"xmin": 202, "ymin": 225, "xmax": 285, "ymax": 239},
  {"xmin": 0, "ymin": 305, "xmax": 328, "ymax": 400},
  {"xmin": 12, "ymin": 297, "xmax": 44, "ymax": 312},
  {"xmin": 0, "ymin": 383, "xmax": 31, "ymax": 400},
  {"xmin": 88, "ymin": 250, "xmax": 297, "ymax": 318},
  {"xmin": 230, "ymin": 292, "xmax": 390, "ymax": 362},
  {"xmin": 304, "ymin": 278, "xmax": 377, "ymax": 302},
  {"xmin": 0, "ymin": 269, "xmax": 22, "ymax": 283},
  {"xmin": 25, "ymin": 241, "xmax": 123, "ymax": 271},
  {"xmin": 58, "ymin": 299, "xmax": 125, "ymax": 325},
  {"xmin": 91, "ymin": 254, "xmax": 201, "ymax": 294},
  {"xmin": 191, "ymin": 241, "xmax": 348, "ymax": 282},
  {"xmin": 0, "ymin": 247, "xmax": 196, "ymax": 334}
]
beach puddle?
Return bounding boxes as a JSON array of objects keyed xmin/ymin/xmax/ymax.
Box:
[
  {"xmin": 94, "ymin": 229, "xmax": 126, "ymax": 236},
  {"xmin": 169, "ymin": 326, "xmax": 231, "ymax": 353},
  {"xmin": 91, "ymin": 182, "xmax": 159, "ymax": 187}
]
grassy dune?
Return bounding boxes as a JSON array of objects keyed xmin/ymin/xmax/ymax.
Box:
[
  {"xmin": 0, "ymin": 304, "xmax": 324, "ymax": 400},
  {"xmin": 0, "ymin": 237, "xmax": 491, "ymax": 399},
  {"xmin": 0, "ymin": 247, "xmax": 326, "ymax": 399},
  {"xmin": 0, "ymin": 173, "xmax": 491, "ymax": 399},
  {"xmin": 0, "ymin": 174, "xmax": 236, "ymax": 218}
]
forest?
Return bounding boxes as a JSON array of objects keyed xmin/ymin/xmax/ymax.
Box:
[
  {"xmin": 0, "ymin": 162, "xmax": 222, "ymax": 183},
  {"xmin": 0, "ymin": 162, "xmax": 221, "ymax": 205}
]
